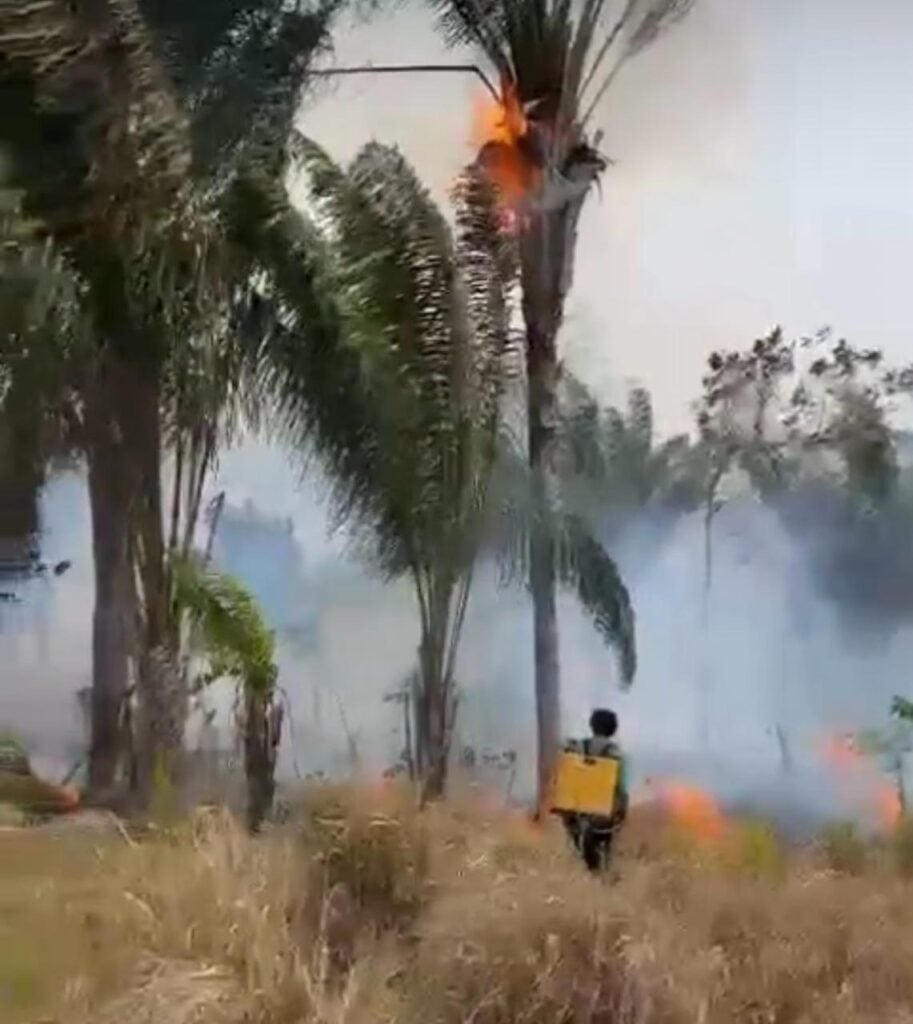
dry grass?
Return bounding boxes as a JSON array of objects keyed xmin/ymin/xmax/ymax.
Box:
[{"xmin": 7, "ymin": 787, "xmax": 913, "ymax": 1023}]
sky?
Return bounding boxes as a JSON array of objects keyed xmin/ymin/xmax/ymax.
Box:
[{"xmin": 7, "ymin": 0, "xmax": 913, "ymax": 804}]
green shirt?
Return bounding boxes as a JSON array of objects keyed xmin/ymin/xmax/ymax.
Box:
[
  {"xmin": 587, "ymin": 737, "xmax": 627, "ymax": 798},
  {"xmin": 571, "ymin": 735, "xmax": 628, "ymax": 817}
]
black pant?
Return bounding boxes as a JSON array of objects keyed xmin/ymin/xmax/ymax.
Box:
[{"xmin": 564, "ymin": 815, "xmax": 617, "ymax": 873}]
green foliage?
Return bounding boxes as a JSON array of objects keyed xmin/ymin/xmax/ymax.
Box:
[
  {"xmin": 230, "ymin": 137, "xmax": 521, "ymax": 790},
  {"xmin": 300, "ymin": 138, "xmax": 513, "ymax": 576},
  {"xmin": 236, "ymin": 136, "xmax": 517, "ymax": 597},
  {"xmin": 892, "ymin": 696, "xmax": 913, "ymax": 723},
  {"xmin": 0, "ymin": 730, "xmax": 30, "ymax": 776},
  {"xmin": 0, "ymin": 1, "xmax": 193, "ymax": 306},
  {"xmin": 697, "ymin": 327, "xmax": 799, "ymax": 502},
  {"xmin": 490, "ymin": 438, "xmax": 637, "ymax": 686},
  {"xmin": 139, "ymin": 0, "xmax": 341, "ymax": 180},
  {"xmin": 429, "ymin": 0, "xmax": 695, "ymax": 126},
  {"xmin": 172, "ymin": 554, "xmax": 278, "ymax": 698},
  {"xmin": 698, "ymin": 327, "xmax": 903, "ymax": 512},
  {"xmin": 558, "ymin": 513, "xmax": 635, "ymax": 682},
  {"xmin": 0, "ymin": 188, "xmax": 85, "ymax": 543},
  {"xmin": 559, "ymin": 374, "xmax": 705, "ymax": 529}
]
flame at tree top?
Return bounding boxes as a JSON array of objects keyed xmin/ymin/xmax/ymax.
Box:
[
  {"xmin": 471, "ymin": 78, "xmax": 528, "ymax": 150},
  {"xmin": 470, "ymin": 78, "xmax": 543, "ymax": 231}
]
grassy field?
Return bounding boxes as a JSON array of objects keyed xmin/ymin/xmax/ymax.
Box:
[{"xmin": 5, "ymin": 786, "xmax": 913, "ymax": 1024}]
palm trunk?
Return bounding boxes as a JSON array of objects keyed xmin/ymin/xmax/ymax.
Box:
[
  {"xmin": 86, "ymin": 442, "xmax": 132, "ymax": 797},
  {"xmin": 85, "ymin": 357, "xmax": 136, "ymax": 801},
  {"xmin": 415, "ymin": 590, "xmax": 458, "ymax": 802},
  {"xmin": 121, "ymin": 360, "xmax": 187, "ymax": 811},
  {"xmin": 526, "ymin": 328, "xmax": 562, "ymax": 814},
  {"xmin": 243, "ymin": 687, "xmax": 283, "ymax": 832},
  {"xmin": 520, "ymin": 203, "xmax": 580, "ymax": 814}
]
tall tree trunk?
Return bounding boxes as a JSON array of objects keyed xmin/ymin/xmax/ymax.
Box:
[
  {"xmin": 520, "ymin": 204, "xmax": 580, "ymax": 814},
  {"xmin": 526, "ymin": 328, "xmax": 562, "ymax": 814},
  {"xmin": 85, "ymin": 357, "xmax": 136, "ymax": 801},
  {"xmin": 415, "ymin": 596, "xmax": 456, "ymax": 803},
  {"xmin": 86, "ymin": 441, "xmax": 132, "ymax": 797},
  {"xmin": 118, "ymin": 358, "xmax": 187, "ymax": 811},
  {"xmin": 243, "ymin": 687, "xmax": 283, "ymax": 832}
]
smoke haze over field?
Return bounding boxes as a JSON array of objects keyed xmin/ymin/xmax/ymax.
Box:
[
  {"xmin": 5, "ymin": 0, "xmax": 913, "ymax": 825},
  {"xmin": 5, "ymin": 460, "xmax": 913, "ymax": 829}
]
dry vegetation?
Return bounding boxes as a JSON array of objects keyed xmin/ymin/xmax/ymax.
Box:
[{"xmin": 6, "ymin": 787, "xmax": 913, "ymax": 1024}]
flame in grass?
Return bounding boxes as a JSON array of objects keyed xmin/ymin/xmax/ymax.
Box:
[
  {"xmin": 638, "ymin": 778, "xmax": 729, "ymax": 847},
  {"xmin": 658, "ymin": 781, "xmax": 728, "ymax": 845},
  {"xmin": 819, "ymin": 732, "xmax": 902, "ymax": 833}
]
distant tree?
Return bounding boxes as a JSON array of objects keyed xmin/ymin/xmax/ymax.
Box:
[
  {"xmin": 695, "ymin": 326, "xmax": 913, "ymax": 643},
  {"xmin": 0, "ymin": 0, "xmax": 341, "ymax": 808},
  {"xmin": 557, "ymin": 374, "xmax": 705, "ymax": 566},
  {"xmin": 852, "ymin": 696, "xmax": 913, "ymax": 819},
  {"xmin": 0, "ymin": 0, "xmax": 201, "ymax": 803}
]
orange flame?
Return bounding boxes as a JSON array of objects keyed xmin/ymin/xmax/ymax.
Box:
[
  {"xmin": 470, "ymin": 80, "xmax": 542, "ymax": 228},
  {"xmin": 645, "ymin": 779, "xmax": 728, "ymax": 846},
  {"xmin": 819, "ymin": 732, "xmax": 902, "ymax": 833},
  {"xmin": 877, "ymin": 786, "xmax": 903, "ymax": 832},
  {"xmin": 820, "ymin": 733, "xmax": 861, "ymax": 770},
  {"xmin": 471, "ymin": 79, "xmax": 528, "ymax": 150}
]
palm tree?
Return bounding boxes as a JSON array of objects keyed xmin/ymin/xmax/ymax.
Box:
[
  {"xmin": 231, "ymin": 139, "xmax": 516, "ymax": 799},
  {"xmin": 1, "ymin": 0, "xmax": 341, "ymax": 806},
  {"xmin": 559, "ymin": 376, "xmax": 704, "ymax": 547},
  {"xmin": 1, "ymin": 0, "xmax": 199, "ymax": 803},
  {"xmin": 172, "ymin": 554, "xmax": 281, "ymax": 830},
  {"xmin": 428, "ymin": 0, "xmax": 696, "ymax": 806}
]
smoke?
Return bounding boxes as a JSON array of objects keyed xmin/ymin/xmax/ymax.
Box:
[{"xmin": 2, "ymin": 435, "xmax": 911, "ymax": 834}]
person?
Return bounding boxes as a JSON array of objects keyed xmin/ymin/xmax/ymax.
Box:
[{"xmin": 566, "ymin": 708, "xmax": 629, "ymax": 872}]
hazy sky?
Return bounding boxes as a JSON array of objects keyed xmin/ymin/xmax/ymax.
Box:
[{"xmin": 301, "ymin": 0, "xmax": 913, "ymax": 434}]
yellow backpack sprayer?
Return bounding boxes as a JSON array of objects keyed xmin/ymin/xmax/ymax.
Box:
[{"xmin": 549, "ymin": 735, "xmax": 627, "ymax": 872}]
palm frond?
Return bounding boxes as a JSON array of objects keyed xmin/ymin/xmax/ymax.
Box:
[
  {"xmin": 893, "ymin": 696, "xmax": 913, "ymax": 724},
  {"xmin": 140, "ymin": 0, "xmax": 341, "ymax": 180},
  {"xmin": 288, "ymin": 138, "xmax": 517, "ymax": 573},
  {"xmin": 172, "ymin": 553, "xmax": 277, "ymax": 696},
  {"xmin": 625, "ymin": 0, "xmax": 695, "ymax": 58},
  {"xmin": 558, "ymin": 511, "xmax": 635, "ymax": 685},
  {"xmin": 220, "ymin": 169, "xmax": 377, "ymax": 541},
  {"xmin": 429, "ymin": 0, "xmax": 695, "ymax": 131},
  {"xmin": 0, "ymin": 0, "xmax": 191, "ymax": 237},
  {"xmin": 488, "ymin": 432, "xmax": 636, "ymax": 685},
  {"xmin": 428, "ymin": 0, "xmax": 510, "ymax": 76}
]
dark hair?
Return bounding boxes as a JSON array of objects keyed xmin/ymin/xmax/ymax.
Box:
[{"xmin": 590, "ymin": 708, "xmax": 618, "ymax": 738}]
